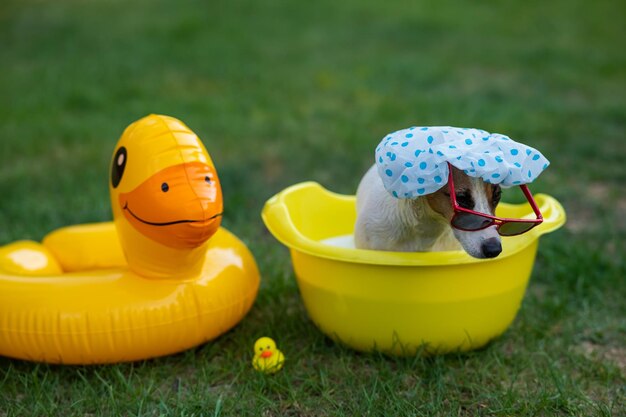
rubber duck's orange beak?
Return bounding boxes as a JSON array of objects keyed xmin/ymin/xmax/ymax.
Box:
[
  {"xmin": 119, "ymin": 162, "xmax": 223, "ymax": 249},
  {"xmin": 260, "ymin": 350, "xmax": 273, "ymax": 358}
]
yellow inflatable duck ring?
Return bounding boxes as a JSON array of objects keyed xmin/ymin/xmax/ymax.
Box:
[{"xmin": 0, "ymin": 114, "xmax": 261, "ymax": 364}]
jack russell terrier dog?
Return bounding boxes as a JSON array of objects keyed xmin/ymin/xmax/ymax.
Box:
[
  {"xmin": 354, "ymin": 126, "xmax": 549, "ymax": 259},
  {"xmin": 355, "ymin": 164, "xmax": 502, "ymax": 258}
]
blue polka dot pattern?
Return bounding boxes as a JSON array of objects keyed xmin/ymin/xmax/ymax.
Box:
[{"xmin": 375, "ymin": 126, "xmax": 550, "ymax": 198}]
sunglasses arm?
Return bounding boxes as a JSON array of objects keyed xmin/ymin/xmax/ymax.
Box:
[{"xmin": 519, "ymin": 185, "xmax": 543, "ymax": 221}]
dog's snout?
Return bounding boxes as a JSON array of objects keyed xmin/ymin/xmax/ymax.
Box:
[{"xmin": 481, "ymin": 238, "xmax": 502, "ymax": 258}]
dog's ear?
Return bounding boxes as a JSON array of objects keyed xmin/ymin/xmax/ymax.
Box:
[{"xmin": 425, "ymin": 186, "xmax": 455, "ymax": 221}]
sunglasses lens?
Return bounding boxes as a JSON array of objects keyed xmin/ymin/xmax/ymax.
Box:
[
  {"xmin": 498, "ymin": 221, "xmax": 536, "ymax": 236},
  {"xmin": 452, "ymin": 213, "xmax": 493, "ymax": 230}
]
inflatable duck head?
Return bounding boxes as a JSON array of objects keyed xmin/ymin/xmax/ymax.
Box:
[{"xmin": 110, "ymin": 114, "xmax": 223, "ymax": 278}]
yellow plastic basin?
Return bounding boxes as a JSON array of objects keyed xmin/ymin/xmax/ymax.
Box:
[{"xmin": 262, "ymin": 182, "xmax": 566, "ymax": 355}]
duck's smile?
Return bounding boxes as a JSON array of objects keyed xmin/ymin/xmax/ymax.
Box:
[
  {"xmin": 123, "ymin": 202, "xmax": 223, "ymax": 227},
  {"xmin": 118, "ymin": 161, "xmax": 223, "ymax": 249}
]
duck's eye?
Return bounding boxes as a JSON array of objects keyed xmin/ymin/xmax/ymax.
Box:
[
  {"xmin": 259, "ymin": 347, "xmax": 263, "ymax": 351},
  {"xmin": 267, "ymin": 345, "xmax": 270, "ymax": 349},
  {"xmin": 205, "ymin": 175, "xmax": 211, "ymax": 184},
  {"xmin": 111, "ymin": 147, "xmax": 127, "ymax": 189},
  {"xmin": 161, "ymin": 183, "xmax": 169, "ymax": 193}
]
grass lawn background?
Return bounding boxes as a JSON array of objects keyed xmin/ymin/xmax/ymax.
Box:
[{"xmin": 0, "ymin": 0, "xmax": 624, "ymax": 415}]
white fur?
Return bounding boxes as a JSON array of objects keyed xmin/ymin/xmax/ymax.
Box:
[{"xmin": 355, "ymin": 165, "xmax": 500, "ymax": 258}]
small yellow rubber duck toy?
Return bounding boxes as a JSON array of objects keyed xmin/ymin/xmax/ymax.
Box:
[{"xmin": 252, "ymin": 337, "xmax": 285, "ymax": 374}]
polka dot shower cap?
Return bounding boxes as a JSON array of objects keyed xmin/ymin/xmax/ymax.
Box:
[{"xmin": 375, "ymin": 126, "xmax": 549, "ymax": 199}]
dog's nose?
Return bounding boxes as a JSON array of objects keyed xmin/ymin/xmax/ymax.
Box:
[{"xmin": 481, "ymin": 238, "xmax": 502, "ymax": 258}]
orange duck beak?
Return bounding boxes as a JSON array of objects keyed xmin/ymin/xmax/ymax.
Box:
[{"xmin": 119, "ymin": 161, "xmax": 223, "ymax": 249}]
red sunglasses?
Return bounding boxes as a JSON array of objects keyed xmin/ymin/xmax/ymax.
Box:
[{"xmin": 446, "ymin": 163, "xmax": 543, "ymax": 236}]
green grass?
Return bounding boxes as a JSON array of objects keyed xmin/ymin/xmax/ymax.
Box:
[{"xmin": 1, "ymin": 0, "xmax": 624, "ymax": 415}]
